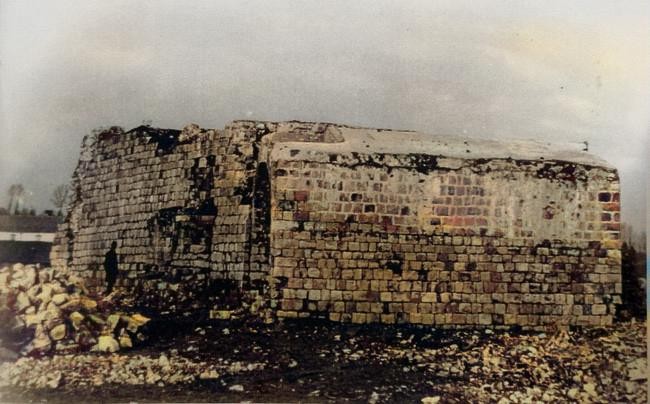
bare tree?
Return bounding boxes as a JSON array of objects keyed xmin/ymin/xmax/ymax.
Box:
[
  {"xmin": 7, "ymin": 184, "xmax": 25, "ymax": 214},
  {"xmin": 50, "ymin": 184, "xmax": 69, "ymax": 215}
]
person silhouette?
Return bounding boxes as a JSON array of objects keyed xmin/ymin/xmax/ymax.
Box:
[{"xmin": 104, "ymin": 241, "xmax": 118, "ymax": 294}]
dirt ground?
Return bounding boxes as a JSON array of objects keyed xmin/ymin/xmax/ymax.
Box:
[{"xmin": 0, "ymin": 316, "xmax": 647, "ymax": 403}]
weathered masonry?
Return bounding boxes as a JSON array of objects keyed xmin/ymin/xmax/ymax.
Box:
[{"xmin": 51, "ymin": 121, "xmax": 622, "ymax": 328}]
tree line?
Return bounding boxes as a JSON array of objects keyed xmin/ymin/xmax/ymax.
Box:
[{"xmin": 2, "ymin": 184, "xmax": 69, "ymax": 216}]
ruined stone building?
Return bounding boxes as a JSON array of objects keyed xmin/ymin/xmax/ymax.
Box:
[{"xmin": 51, "ymin": 121, "xmax": 622, "ymax": 328}]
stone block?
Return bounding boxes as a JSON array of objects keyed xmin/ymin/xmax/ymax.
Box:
[
  {"xmin": 421, "ymin": 292, "xmax": 437, "ymax": 303},
  {"xmin": 591, "ymin": 304, "xmax": 607, "ymax": 315},
  {"xmin": 478, "ymin": 313, "xmax": 492, "ymax": 325}
]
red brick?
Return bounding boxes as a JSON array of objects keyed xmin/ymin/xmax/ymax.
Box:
[
  {"xmin": 601, "ymin": 203, "xmax": 620, "ymax": 212},
  {"xmin": 294, "ymin": 191, "xmax": 310, "ymax": 201},
  {"xmin": 451, "ymin": 217, "xmax": 463, "ymax": 226}
]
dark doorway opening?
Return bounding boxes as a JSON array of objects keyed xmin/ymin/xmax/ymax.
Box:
[{"xmin": 247, "ymin": 162, "xmax": 271, "ymax": 291}]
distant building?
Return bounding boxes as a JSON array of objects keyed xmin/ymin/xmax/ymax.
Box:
[
  {"xmin": 0, "ymin": 215, "xmax": 58, "ymax": 242},
  {"xmin": 0, "ymin": 215, "xmax": 59, "ymax": 266}
]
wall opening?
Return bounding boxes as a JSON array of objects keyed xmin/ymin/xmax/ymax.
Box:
[{"xmin": 248, "ymin": 162, "xmax": 271, "ymax": 291}]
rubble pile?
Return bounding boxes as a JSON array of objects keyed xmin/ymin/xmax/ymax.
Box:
[
  {"xmin": 0, "ymin": 264, "xmax": 150, "ymax": 357},
  {"xmin": 375, "ymin": 322, "xmax": 647, "ymax": 403},
  {"xmin": 0, "ymin": 352, "xmax": 265, "ymax": 390}
]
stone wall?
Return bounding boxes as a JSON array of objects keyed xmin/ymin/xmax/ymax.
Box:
[
  {"xmin": 51, "ymin": 123, "xmax": 268, "ymax": 313},
  {"xmin": 268, "ymin": 151, "xmax": 621, "ymax": 327},
  {"xmin": 52, "ymin": 121, "xmax": 621, "ymax": 328}
]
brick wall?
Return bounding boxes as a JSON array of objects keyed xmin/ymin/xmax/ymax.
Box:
[{"xmin": 269, "ymin": 151, "xmax": 621, "ymax": 328}]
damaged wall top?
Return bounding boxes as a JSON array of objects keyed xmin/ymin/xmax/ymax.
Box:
[{"xmin": 260, "ymin": 120, "xmax": 612, "ymax": 169}]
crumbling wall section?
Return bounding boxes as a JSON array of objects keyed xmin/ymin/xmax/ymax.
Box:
[
  {"xmin": 51, "ymin": 123, "xmax": 272, "ymax": 313},
  {"xmin": 208, "ymin": 122, "xmax": 273, "ymax": 305},
  {"xmin": 269, "ymin": 151, "xmax": 621, "ymax": 328}
]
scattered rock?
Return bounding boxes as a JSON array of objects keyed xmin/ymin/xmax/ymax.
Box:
[
  {"xmin": 628, "ymin": 358, "xmax": 647, "ymax": 381},
  {"xmin": 51, "ymin": 294, "xmax": 68, "ymax": 305},
  {"xmin": 119, "ymin": 334, "xmax": 133, "ymax": 349},
  {"xmin": 46, "ymin": 371, "xmax": 62, "ymax": 388},
  {"xmin": 87, "ymin": 314, "xmax": 105, "ymax": 325},
  {"xmin": 158, "ymin": 354, "xmax": 170, "ymax": 368},
  {"xmin": 107, "ymin": 314, "xmax": 121, "ymax": 332},
  {"xmin": 210, "ymin": 310, "xmax": 232, "ymax": 320},
  {"xmin": 23, "ymin": 312, "xmax": 44, "ymax": 328},
  {"xmin": 127, "ymin": 313, "xmax": 150, "ymax": 333},
  {"xmin": 49, "ymin": 324, "xmax": 66, "ymax": 341},
  {"xmin": 97, "ymin": 336, "xmax": 120, "ymax": 353},
  {"xmin": 0, "ymin": 264, "xmax": 646, "ymax": 403},
  {"xmin": 146, "ymin": 368, "xmax": 161, "ymax": 384},
  {"xmin": 31, "ymin": 327, "xmax": 52, "ymax": 351},
  {"xmin": 69, "ymin": 311, "xmax": 84, "ymax": 329},
  {"xmin": 199, "ymin": 370, "xmax": 220, "ymax": 380},
  {"xmin": 583, "ymin": 382, "xmax": 597, "ymax": 397},
  {"xmin": 14, "ymin": 292, "xmax": 30, "ymax": 312}
]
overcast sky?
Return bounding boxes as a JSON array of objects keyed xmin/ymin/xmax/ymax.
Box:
[{"xmin": 1, "ymin": 0, "xmax": 648, "ymax": 233}]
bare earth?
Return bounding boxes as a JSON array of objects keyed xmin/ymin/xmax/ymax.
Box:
[{"xmin": 0, "ymin": 318, "xmax": 646, "ymax": 403}]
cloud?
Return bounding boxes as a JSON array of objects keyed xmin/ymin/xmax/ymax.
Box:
[{"xmin": 0, "ymin": 0, "xmax": 647, "ymax": 230}]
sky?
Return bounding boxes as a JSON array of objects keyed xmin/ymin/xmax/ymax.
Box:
[{"xmin": 1, "ymin": 0, "xmax": 648, "ymax": 238}]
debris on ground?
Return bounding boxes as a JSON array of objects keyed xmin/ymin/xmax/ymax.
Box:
[
  {"xmin": 0, "ymin": 264, "xmax": 149, "ymax": 356},
  {"xmin": 0, "ymin": 265, "xmax": 646, "ymax": 403},
  {"xmin": 0, "ymin": 352, "xmax": 264, "ymax": 389},
  {"xmin": 0, "ymin": 318, "xmax": 645, "ymax": 403}
]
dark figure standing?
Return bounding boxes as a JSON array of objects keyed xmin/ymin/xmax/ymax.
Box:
[{"xmin": 104, "ymin": 241, "xmax": 118, "ymax": 295}]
